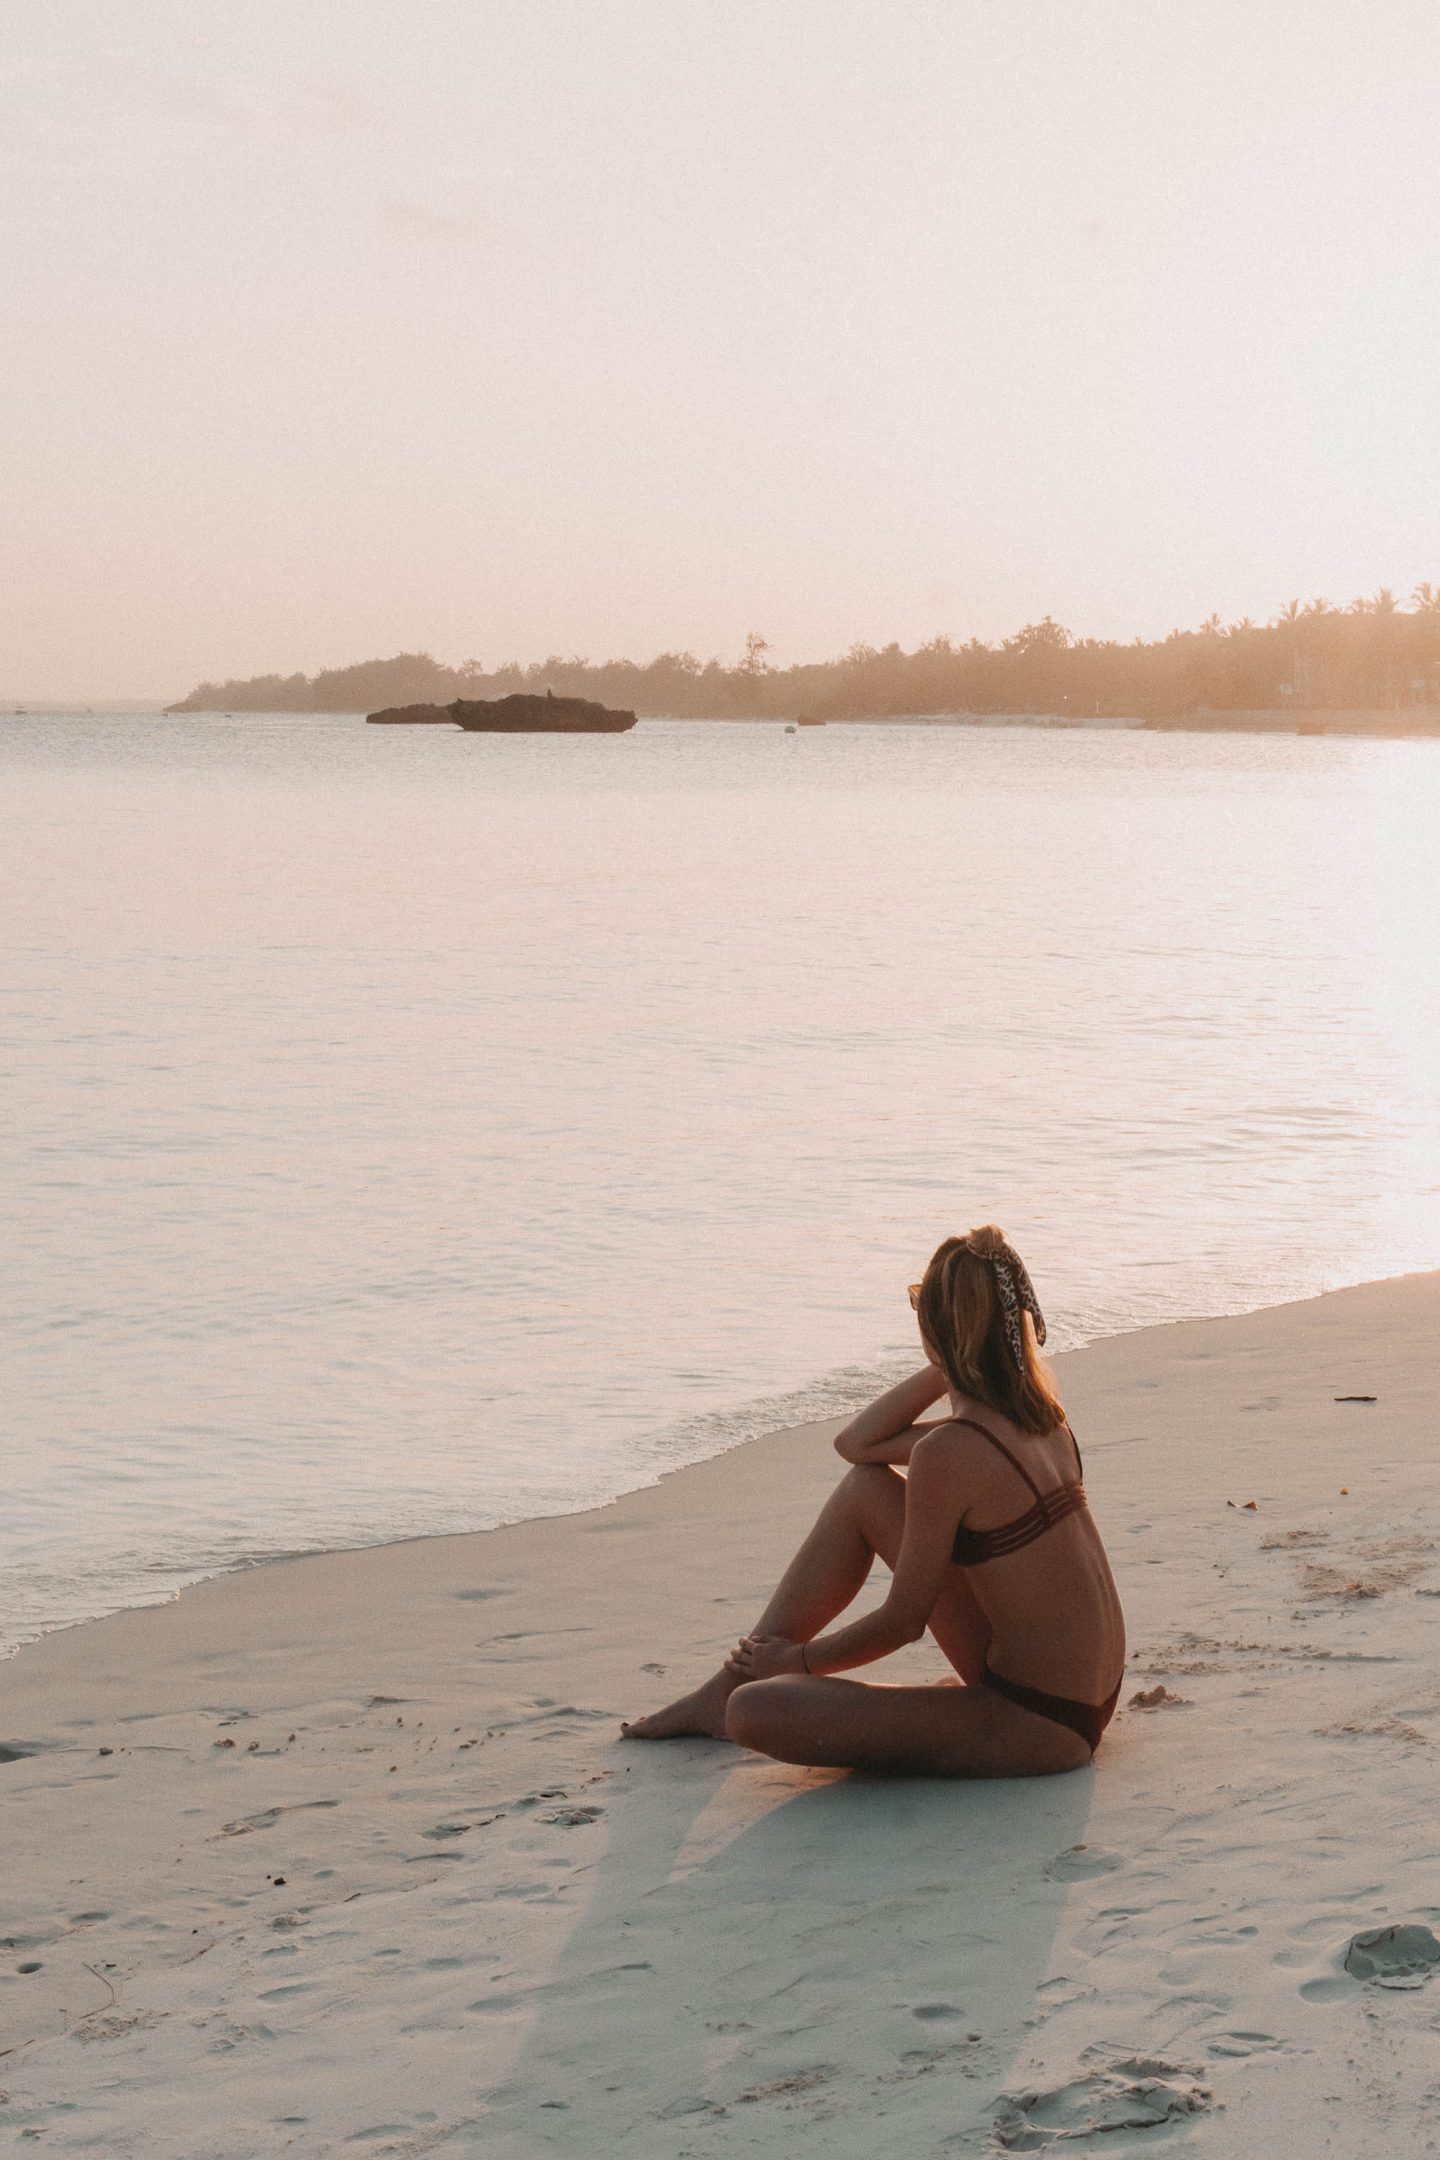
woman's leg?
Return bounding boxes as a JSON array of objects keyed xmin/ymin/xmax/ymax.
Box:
[
  {"xmin": 622, "ymin": 1464, "xmax": 990, "ymax": 1740},
  {"xmin": 750, "ymin": 1463, "xmax": 993, "ymax": 1684},
  {"xmin": 725, "ymin": 1674, "xmax": 1094, "ymax": 1778}
]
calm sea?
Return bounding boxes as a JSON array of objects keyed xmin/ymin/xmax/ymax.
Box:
[{"xmin": 4, "ymin": 713, "xmax": 1439, "ymax": 1657}]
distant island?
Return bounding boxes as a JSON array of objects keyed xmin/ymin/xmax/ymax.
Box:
[
  {"xmin": 164, "ymin": 590, "xmax": 1440, "ymax": 732},
  {"xmin": 368, "ymin": 693, "xmax": 636, "ymax": 733}
]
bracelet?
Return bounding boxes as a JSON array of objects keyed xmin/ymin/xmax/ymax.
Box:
[{"xmin": 800, "ymin": 1641, "xmax": 812, "ymax": 1674}]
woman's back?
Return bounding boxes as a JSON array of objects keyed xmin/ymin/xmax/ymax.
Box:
[{"xmin": 938, "ymin": 1398, "xmax": 1125, "ymax": 1703}]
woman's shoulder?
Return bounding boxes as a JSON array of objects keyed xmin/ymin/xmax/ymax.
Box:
[
  {"xmin": 909, "ymin": 1409, "xmax": 1006, "ymax": 1469},
  {"xmin": 929, "ymin": 1401, "xmax": 1074, "ymax": 1467},
  {"xmin": 939, "ymin": 1397, "xmax": 1020, "ymax": 1444},
  {"xmin": 950, "ymin": 1395, "xmax": 1072, "ymax": 1443}
]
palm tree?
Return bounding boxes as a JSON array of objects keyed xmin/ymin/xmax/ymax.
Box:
[
  {"xmin": 1407, "ymin": 586, "xmax": 1440, "ymax": 704},
  {"xmin": 1294, "ymin": 599, "xmax": 1337, "ymax": 703},
  {"xmin": 1350, "ymin": 589, "xmax": 1402, "ymax": 704},
  {"xmin": 1273, "ymin": 600, "xmax": 1305, "ymax": 701}
]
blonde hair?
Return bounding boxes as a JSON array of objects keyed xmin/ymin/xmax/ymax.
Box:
[{"xmin": 915, "ymin": 1225, "xmax": 1067, "ymax": 1437}]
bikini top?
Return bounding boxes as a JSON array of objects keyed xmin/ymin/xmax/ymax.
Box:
[{"xmin": 948, "ymin": 1416, "xmax": 1089, "ymax": 1566}]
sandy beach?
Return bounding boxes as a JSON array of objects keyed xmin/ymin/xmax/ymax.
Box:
[{"xmin": 4, "ymin": 1270, "xmax": 1440, "ymax": 2154}]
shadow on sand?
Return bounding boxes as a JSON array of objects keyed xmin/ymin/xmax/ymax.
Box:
[{"xmin": 476, "ymin": 1736, "xmax": 1096, "ymax": 2156}]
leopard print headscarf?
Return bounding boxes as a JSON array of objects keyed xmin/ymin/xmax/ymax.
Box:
[{"xmin": 958, "ymin": 1232, "xmax": 1046, "ymax": 1366}]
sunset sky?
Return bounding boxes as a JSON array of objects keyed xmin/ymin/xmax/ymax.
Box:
[{"xmin": 5, "ymin": 0, "xmax": 1439, "ymax": 700}]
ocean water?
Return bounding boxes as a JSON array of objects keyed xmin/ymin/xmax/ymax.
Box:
[{"xmin": 4, "ymin": 713, "xmax": 1439, "ymax": 1658}]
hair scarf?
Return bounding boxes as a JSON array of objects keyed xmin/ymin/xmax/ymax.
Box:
[{"xmin": 960, "ymin": 1236, "xmax": 1047, "ymax": 1366}]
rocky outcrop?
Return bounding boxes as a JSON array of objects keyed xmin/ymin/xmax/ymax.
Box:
[
  {"xmin": 450, "ymin": 694, "xmax": 637, "ymax": 733},
  {"xmin": 365, "ymin": 693, "xmax": 637, "ymax": 732}
]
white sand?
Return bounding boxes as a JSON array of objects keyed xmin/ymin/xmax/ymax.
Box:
[{"xmin": 3, "ymin": 1272, "xmax": 1440, "ymax": 2155}]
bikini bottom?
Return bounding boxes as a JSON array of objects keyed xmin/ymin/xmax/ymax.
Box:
[{"xmin": 981, "ymin": 1657, "xmax": 1123, "ymax": 1756}]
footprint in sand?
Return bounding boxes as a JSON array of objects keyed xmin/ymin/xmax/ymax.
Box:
[
  {"xmin": 489, "ymin": 1628, "xmax": 589, "ymax": 1643},
  {"xmin": 73, "ymin": 2010, "xmax": 164, "ymax": 2045},
  {"xmin": 206, "ymin": 2018, "xmax": 278, "ymax": 2052},
  {"xmin": 732, "ymin": 2067, "xmax": 834, "ymax": 2106},
  {"xmin": 542, "ymin": 1804, "xmax": 604, "ymax": 1828},
  {"xmin": 992, "ymin": 2055, "xmax": 1210, "ymax": 2146},
  {"xmin": 1207, "ymin": 2031, "xmax": 1282, "ymax": 2058},
  {"xmin": 1300, "ymin": 1565, "xmax": 1383, "ymax": 1601},
  {"xmin": 1314, "ymin": 1716, "xmax": 1426, "ymax": 1744},
  {"xmin": 1297, "ymin": 1974, "xmax": 1352, "ymax": 2002},
  {"xmin": 1343, "ymin": 1924, "xmax": 1440, "ymax": 1988},
  {"xmin": 214, "ymin": 1800, "xmax": 340, "ymax": 1838},
  {"xmin": 1043, "ymin": 1845, "xmax": 1125, "ymax": 1882}
]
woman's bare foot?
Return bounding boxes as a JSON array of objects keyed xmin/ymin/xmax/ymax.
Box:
[{"xmin": 621, "ymin": 1667, "xmax": 740, "ymax": 1741}]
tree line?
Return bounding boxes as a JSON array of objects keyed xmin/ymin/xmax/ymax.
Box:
[{"xmin": 166, "ymin": 588, "xmax": 1440, "ymax": 721}]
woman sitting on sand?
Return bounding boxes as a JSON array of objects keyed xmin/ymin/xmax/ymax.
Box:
[{"xmin": 623, "ymin": 1227, "xmax": 1125, "ymax": 1776}]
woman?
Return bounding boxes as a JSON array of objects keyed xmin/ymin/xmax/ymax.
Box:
[{"xmin": 622, "ymin": 1227, "xmax": 1125, "ymax": 1776}]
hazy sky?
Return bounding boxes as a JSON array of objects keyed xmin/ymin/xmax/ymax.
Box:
[{"xmin": 5, "ymin": 1, "xmax": 1440, "ymax": 699}]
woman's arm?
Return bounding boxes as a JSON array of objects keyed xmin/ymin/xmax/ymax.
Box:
[
  {"xmin": 731, "ymin": 1433, "xmax": 965, "ymax": 1679},
  {"xmin": 832, "ymin": 1364, "xmax": 951, "ymax": 1465}
]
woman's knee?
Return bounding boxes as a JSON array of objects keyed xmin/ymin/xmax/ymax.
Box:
[
  {"xmin": 836, "ymin": 1460, "xmax": 905, "ymax": 1557},
  {"xmin": 841, "ymin": 1459, "xmax": 899, "ymax": 1493},
  {"xmin": 725, "ymin": 1677, "xmax": 798, "ymax": 1751},
  {"xmin": 838, "ymin": 1460, "xmax": 903, "ymax": 1518}
]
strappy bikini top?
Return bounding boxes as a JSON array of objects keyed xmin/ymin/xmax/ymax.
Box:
[{"xmin": 949, "ymin": 1416, "xmax": 1089, "ymax": 1566}]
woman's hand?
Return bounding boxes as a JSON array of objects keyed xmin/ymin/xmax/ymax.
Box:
[{"xmin": 724, "ymin": 1633, "xmax": 806, "ymax": 1681}]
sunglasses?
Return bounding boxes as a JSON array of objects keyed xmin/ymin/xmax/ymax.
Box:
[{"xmin": 907, "ymin": 1282, "xmax": 922, "ymax": 1310}]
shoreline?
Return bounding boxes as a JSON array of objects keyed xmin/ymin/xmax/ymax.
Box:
[
  {"xmin": 5, "ymin": 1269, "xmax": 1440, "ymax": 2152},
  {"xmin": 15, "ymin": 706, "xmax": 1440, "ymax": 738},
  {"xmin": 6, "ymin": 1268, "xmax": 1425, "ymax": 1670}
]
